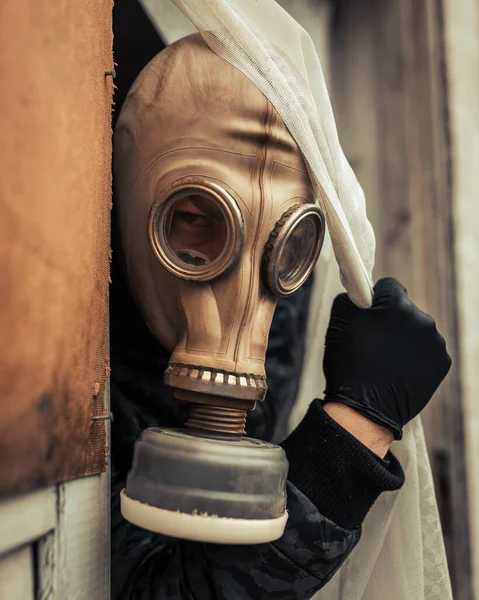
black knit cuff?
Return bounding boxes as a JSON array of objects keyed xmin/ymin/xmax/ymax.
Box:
[{"xmin": 280, "ymin": 399, "xmax": 405, "ymax": 529}]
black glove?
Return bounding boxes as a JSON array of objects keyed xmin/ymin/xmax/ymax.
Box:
[{"xmin": 323, "ymin": 277, "xmax": 451, "ymax": 439}]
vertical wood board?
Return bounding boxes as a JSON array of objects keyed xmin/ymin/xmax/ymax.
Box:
[
  {"xmin": 442, "ymin": 0, "xmax": 479, "ymax": 596},
  {"xmin": 55, "ymin": 474, "xmax": 110, "ymax": 600},
  {"xmin": 328, "ymin": 1, "xmax": 471, "ymax": 597},
  {"xmin": 0, "ymin": 547, "xmax": 35, "ymax": 600}
]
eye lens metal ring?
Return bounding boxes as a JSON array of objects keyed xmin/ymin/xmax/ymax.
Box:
[
  {"xmin": 149, "ymin": 178, "xmax": 244, "ymax": 281},
  {"xmin": 262, "ymin": 203, "xmax": 325, "ymax": 296}
]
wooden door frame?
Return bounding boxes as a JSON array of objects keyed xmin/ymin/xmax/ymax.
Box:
[{"xmin": 330, "ymin": 1, "xmax": 472, "ymax": 597}]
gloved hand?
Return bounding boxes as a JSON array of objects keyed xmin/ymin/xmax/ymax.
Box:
[{"xmin": 323, "ymin": 277, "xmax": 451, "ymax": 439}]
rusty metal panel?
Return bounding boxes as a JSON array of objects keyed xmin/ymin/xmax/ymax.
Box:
[{"xmin": 0, "ymin": 0, "xmax": 113, "ymax": 497}]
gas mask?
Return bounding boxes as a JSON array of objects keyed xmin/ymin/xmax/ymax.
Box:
[{"xmin": 114, "ymin": 34, "xmax": 324, "ymax": 544}]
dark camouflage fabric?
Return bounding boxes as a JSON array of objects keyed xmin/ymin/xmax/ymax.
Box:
[{"xmin": 110, "ymin": 265, "xmax": 361, "ymax": 600}]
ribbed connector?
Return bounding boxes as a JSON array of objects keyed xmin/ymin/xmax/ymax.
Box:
[{"xmin": 186, "ymin": 404, "xmax": 247, "ymax": 435}]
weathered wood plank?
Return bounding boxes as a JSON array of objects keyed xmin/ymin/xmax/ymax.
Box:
[
  {"xmin": 54, "ymin": 474, "xmax": 110, "ymax": 600},
  {"xmin": 0, "ymin": 487, "xmax": 56, "ymax": 557},
  {"xmin": 37, "ymin": 532, "xmax": 55, "ymax": 600},
  {"xmin": 0, "ymin": 546, "xmax": 35, "ymax": 600},
  {"xmin": 329, "ymin": 1, "xmax": 472, "ymax": 597},
  {"xmin": 442, "ymin": 0, "xmax": 479, "ymax": 596}
]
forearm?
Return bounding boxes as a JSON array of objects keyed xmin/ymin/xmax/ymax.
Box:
[{"xmin": 322, "ymin": 402, "xmax": 393, "ymax": 458}]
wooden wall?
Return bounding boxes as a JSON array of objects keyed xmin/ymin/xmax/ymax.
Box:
[
  {"xmin": 0, "ymin": 2, "xmax": 112, "ymax": 597},
  {"xmin": 442, "ymin": 0, "xmax": 479, "ymax": 595},
  {"xmin": 330, "ymin": 1, "xmax": 472, "ymax": 597},
  {"xmin": 0, "ymin": 0, "xmax": 113, "ymax": 496}
]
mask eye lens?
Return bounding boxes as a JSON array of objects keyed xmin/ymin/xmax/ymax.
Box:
[
  {"xmin": 167, "ymin": 195, "xmax": 228, "ymax": 266},
  {"xmin": 263, "ymin": 204, "xmax": 325, "ymax": 296},
  {"xmin": 149, "ymin": 182, "xmax": 244, "ymax": 282},
  {"xmin": 278, "ymin": 215, "xmax": 318, "ymax": 288}
]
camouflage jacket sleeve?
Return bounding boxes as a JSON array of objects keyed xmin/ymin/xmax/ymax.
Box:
[{"xmin": 112, "ymin": 475, "xmax": 360, "ymax": 600}]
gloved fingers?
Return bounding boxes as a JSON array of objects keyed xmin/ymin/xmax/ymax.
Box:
[
  {"xmin": 372, "ymin": 277, "xmax": 409, "ymax": 307},
  {"xmin": 443, "ymin": 347, "xmax": 453, "ymax": 375},
  {"xmin": 325, "ymin": 293, "xmax": 361, "ymax": 340},
  {"xmin": 333, "ymin": 278, "xmax": 408, "ymax": 314},
  {"xmin": 431, "ymin": 329, "xmax": 453, "ymax": 375},
  {"xmin": 414, "ymin": 308, "xmax": 438, "ymax": 331},
  {"xmin": 373, "ymin": 278, "xmax": 444, "ymax": 334},
  {"xmin": 330, "ymin": 292, "xmax": 361, "ymax": 318}
]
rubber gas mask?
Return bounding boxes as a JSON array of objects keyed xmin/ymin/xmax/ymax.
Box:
[{"xmin": 114, "ymin": 34, "xmax": 324, "ymax": 544}]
